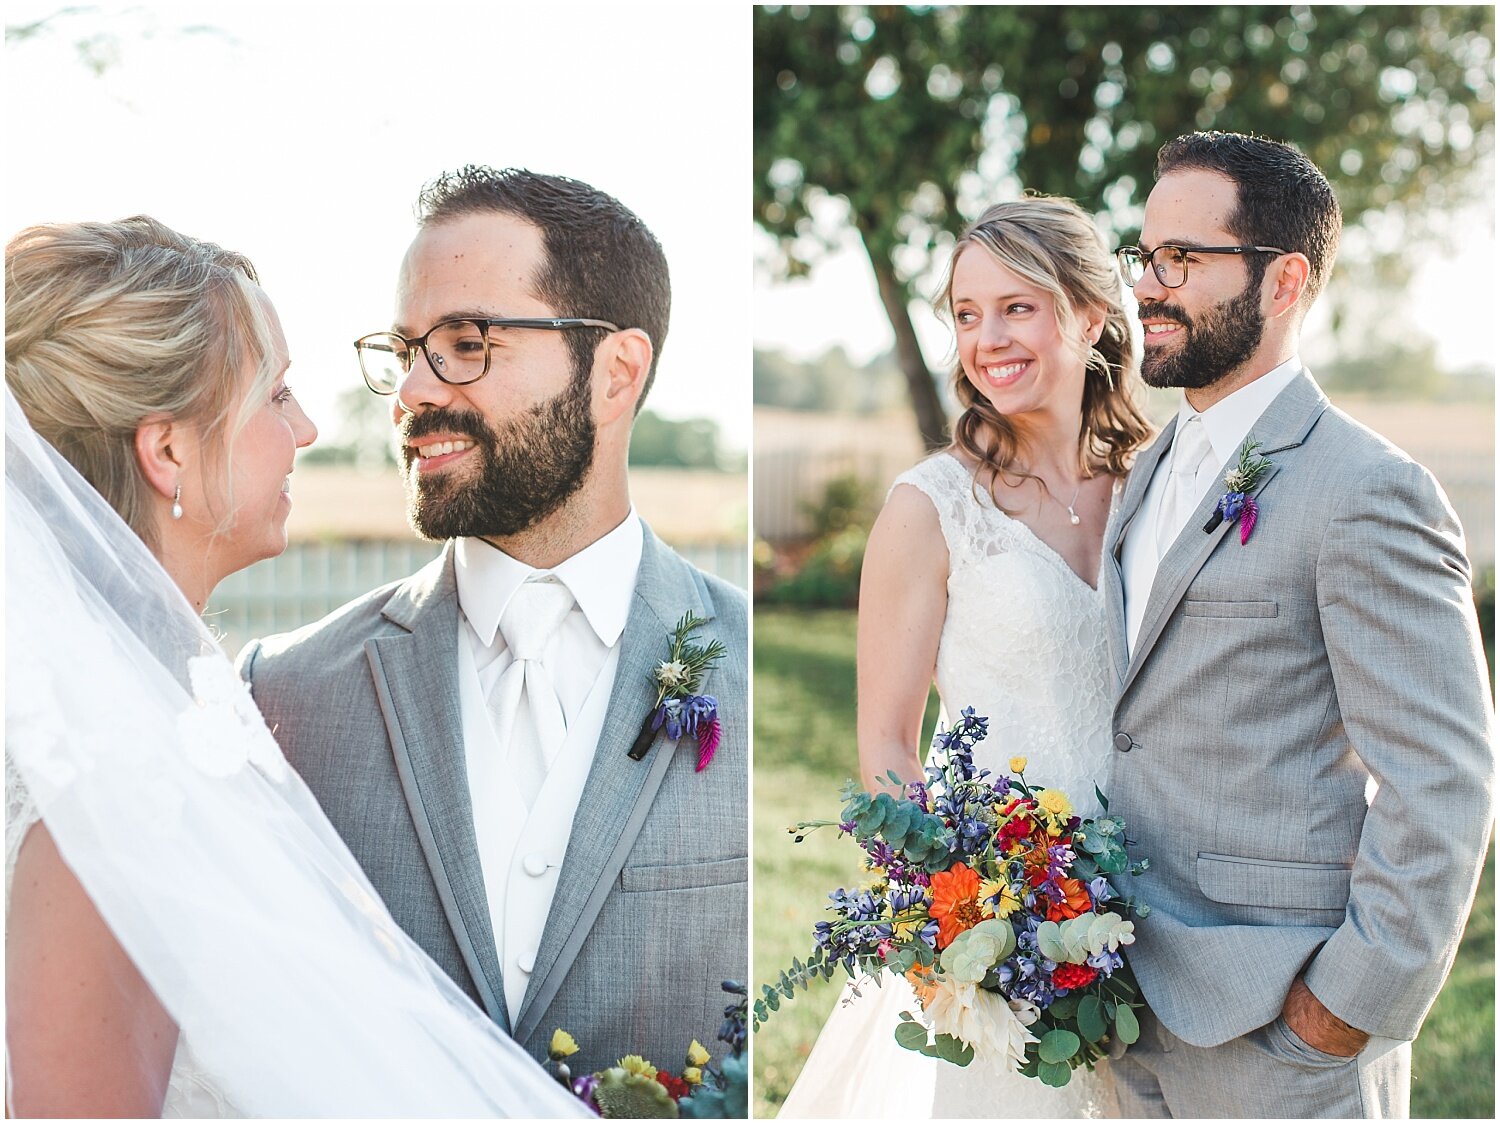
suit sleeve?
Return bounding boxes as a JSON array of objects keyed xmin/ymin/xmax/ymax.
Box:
[{"xmin": 1303, "ymin": 458, "xmax": 1495, "ymax": 1041}]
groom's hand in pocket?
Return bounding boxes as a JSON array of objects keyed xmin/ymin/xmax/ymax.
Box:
[{"xmin": 1281, "ymin": 975, "xmax": 1371, "ymax": 1056}]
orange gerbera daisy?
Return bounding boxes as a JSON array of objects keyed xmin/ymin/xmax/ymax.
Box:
[
  {"xmin": 1046, "ymin": 876, "xmax": 1092, "ymax": 922},
  {"xmin": 929, "ymin": 862, "xmax": 984, "ymax": 948}
]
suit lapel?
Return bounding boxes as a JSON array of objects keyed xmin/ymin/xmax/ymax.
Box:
[
  {"xmin": 1105, "ymin": 423, "xmax": 1175, "ymax": 685},
  {"xmin": 365, "ymin": 544, "xmax": 510, "ymax": 1030},
  {"xmin": 514, "ymin": 524, "xmax": 713, "ymax": 1044},
  {"xmin": 1119, "ymin": 372, "xmax": 1330, "ymax": 700}
]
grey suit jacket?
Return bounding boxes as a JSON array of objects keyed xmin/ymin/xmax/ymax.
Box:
[
  {"xmin": 1101, "ymin": 371, "xmax": 1493, "ymax": 1048},
  {"xmin": 237, "ymin": 521, "xmax": 748, "ymax": 1076}
]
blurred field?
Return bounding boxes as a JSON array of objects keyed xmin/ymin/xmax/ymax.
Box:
[
  {"xmin": 750, "ymin": 606, "xmax": 1496, "ymax": 1119},
  {"xmin": 285, "ymin": 464, "xmax": 747, "ymax": 543}
]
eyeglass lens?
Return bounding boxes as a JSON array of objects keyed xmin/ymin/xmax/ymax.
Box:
[{"xmin": 360, "ymin": 320, "xmax": 491, "ymax": 391}]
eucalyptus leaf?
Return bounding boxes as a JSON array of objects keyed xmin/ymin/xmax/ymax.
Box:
[
  {"xmin": 894, "ymin": 1021, "xmax": 930, "ymax": 1052},
  {"xmin": 935, "ymin": 1034, "xmax": 975, "ymax": 1067},
  {"xmin": 1078, "ymin": 996, "xmax": 1108, "ymax": 1043},
  {"xmin": 1048, "ymin": 993, "xmax": 1081, "ymax": 1020},
  {"xmin": 1037, "ymin": 1059, "xmax": 1073, "ymax": 1087},
  {"xmin": 1115, "ymin": 1004, "xmax": 1140, "ymax": 1045},
  {"xmin": 1038, "ymin": 1028, "xmax": 1081, "ymax": 1065}
]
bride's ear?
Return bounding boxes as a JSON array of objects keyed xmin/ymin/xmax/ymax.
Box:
[{"xmin": 134, "ymin": 416, "xmax": 182, "ymax": 500}]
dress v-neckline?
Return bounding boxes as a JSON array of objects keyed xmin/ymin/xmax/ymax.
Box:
[{"xmin": 943, "ymin": 452, "xmax": 1105, "ymax": 595}]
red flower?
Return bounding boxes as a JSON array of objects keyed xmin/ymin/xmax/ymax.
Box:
[
  {"xmin": 1052, "ymin": 962, "xmax": 1098, "ymax": 990},
  {"xmin": 656, "ymin": 1072, "xmax": 690, "ymax": 1101}
]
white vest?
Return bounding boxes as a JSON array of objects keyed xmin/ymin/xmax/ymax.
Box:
[{"xmin": 458, "ymin": 635, "xmax": 622, "ymax": 1026}]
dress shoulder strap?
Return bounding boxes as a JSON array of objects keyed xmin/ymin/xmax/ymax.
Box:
[{"xmin": 887, "ymin": 453, "xmax": 984, "ymax": 569}]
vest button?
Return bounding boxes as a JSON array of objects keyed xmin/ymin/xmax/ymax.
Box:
[
  {"xmin": 1113, "ymin": 732, "xmax": 1135, "ymax": 753},
  {"xmin": 518, "ymin": 951, "xmax": 535, "ymax": 974},
  {"xmin": 523, "ymin": 852, "xmax": 548, "ymax": 877}
]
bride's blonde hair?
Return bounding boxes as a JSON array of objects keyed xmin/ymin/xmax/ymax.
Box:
[
  {"xmin": 5, "ymin": 216, "xmax": 280, "ymax": 551},
  {"xmin": 936, "ymin": 196, "xmax": 1153, "ymax": 498}
]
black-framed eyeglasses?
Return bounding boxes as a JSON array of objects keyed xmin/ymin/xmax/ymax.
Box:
[
  {"xmin": 353, "ymin": 316, "xmax": 620, "ymax": 394},
  {"xmin": 1114, "ymin": 244, "xmax": 1287, "ymax": 289}
]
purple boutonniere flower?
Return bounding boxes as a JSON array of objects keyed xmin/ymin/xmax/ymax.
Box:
[
  {"xmin": 1205, "ymin": 438, "xmax": 1271, "ymax": 544},
  {"xmin": 628, "ymin": 613, "xmax": 727, "ymax": 769}
]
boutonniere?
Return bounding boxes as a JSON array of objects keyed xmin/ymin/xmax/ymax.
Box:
[
  {"xmin": 1203, "ymin": 437, "xmax": 1272, "ymax": 543},
  {"xmin": 627, "ymin": 612, "xmax": 727, "ymax": 770}
]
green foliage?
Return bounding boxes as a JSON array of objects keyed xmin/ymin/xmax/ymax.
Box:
[
  {"xmin": 297, "ymin": 386, "xmax": 398, "ymax": 468},
  {"xmin": 679, "ymin": 1051, "xmax": 748, "ymax": 1119},
  {"xmin": 756, "ymin": 5, "xmax": 1496, "ymax": 444},
  {"xmin": 629, "ymin": 410, "xmax": 739, "ymax": 470},
  {"xmin": 840, "ymin": 787, "xmax": 951, "ymax": 870},
  {"xmin": 1475, "ymin": 566, "xmax": 1495, "ymax": 688},
  {"xmin": 753, "ymin": 347, "xmax": 911, "ymax": 414},
  {"xmin": 762, "ymin": 526, "xmax": 868, "ymax": 608},
  {"xmin": 800, "ymin": 472, "xmax": 876, "ymax": 538}
]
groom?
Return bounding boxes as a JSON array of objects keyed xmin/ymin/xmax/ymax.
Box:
[
  {"xmin": 1102, "ymin": 132, "xmax": 1493, "ymax": 1117},
  {"xmin": 239, "ymin": 167, "xmax": 747, "ymax": 1078}
]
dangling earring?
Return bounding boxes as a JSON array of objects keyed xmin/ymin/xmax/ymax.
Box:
[{"xmin": 171, "ymin": 484, "xmax": 183, "ymax": 520}]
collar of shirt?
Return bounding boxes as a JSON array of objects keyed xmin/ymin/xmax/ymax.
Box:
[
  {"xmin": 1175, "ymin": 356, "xmax": 1303, "ymax": 469},
  {"xmin": 454, "ymin": 509, "xmax": 644, "ymax": 650}
]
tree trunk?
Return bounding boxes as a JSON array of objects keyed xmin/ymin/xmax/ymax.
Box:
[{"xmin": 865, "ymin": 244, "xmax": 949, "ymax": 453}]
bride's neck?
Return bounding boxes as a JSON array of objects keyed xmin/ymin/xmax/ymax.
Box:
[
  {"xmin": 1001, "ymin": 411, "xmax": 1088, "ymax": 481},
  {"xmin": 154, "ymin": 531, "xmax": 223, "ymax": 615}
]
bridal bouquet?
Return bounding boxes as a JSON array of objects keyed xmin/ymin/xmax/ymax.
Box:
[
  {"xmin": 756, "ymin": 710, "xmax": 1150, "ymax": 1087},
  {"xmin": 550, "ymin": 982, "xmax": 748, "ymax": 1117}
]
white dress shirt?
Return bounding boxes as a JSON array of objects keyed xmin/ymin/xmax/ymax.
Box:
[
  {"xmin": 1122, "ymin": 357, "xmax": 1303, "ymax": 655},
  {"xmin": 453, "ymin": 510, "xmax": 643, "ymax": 1022}
]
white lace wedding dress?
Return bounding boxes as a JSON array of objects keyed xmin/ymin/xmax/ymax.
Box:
[{"xmin": 778, "ymin": 452, "xmax": 1120, "ymax": 1119}]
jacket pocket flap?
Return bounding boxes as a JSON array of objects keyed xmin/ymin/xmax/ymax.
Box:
[
  {"xmin": 620, "ymin": 856, "xmax": 747, "ymax": 892},
  {"xmin": 1196, "ymin": 852, "xmax": 1350, "ymax": 909},
  {"xmin": 1182, "ymin": 599, "xmax": 1279, "ymax": 618}
]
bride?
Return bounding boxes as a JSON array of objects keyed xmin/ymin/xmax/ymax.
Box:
[
  {"xmin": 778, "ymin": 197, "xmax": 1153, "ymax": 1118},
  {"xmin": 5, "ymin": 217, "xmax": 587, "ymax": 1117}
]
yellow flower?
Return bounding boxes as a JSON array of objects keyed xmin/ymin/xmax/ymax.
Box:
[
  {"xmin": 619, "ymin": 1055, "xmax": 658, "ymax": 1080},
  {"xmin": 1009, "ymin": 756, "xmax": 1028, "ymax": 774},
  {"xmin": 687, "ymin": 1039, "xmax": 711, "ymax": 1067},
  {"xmin": 683, "ymin": 1067, "xmax": 703, "ymax": 1085},
  {"xmin": 892, "ymin": 910, "xmax": 925, "ymax": 941},
  {"xmin": 548, "ymin": 1029, "xmax": 579, "ymax": 1060},
  {"xmin": 1037, "ymin": 788, "xmax": 1073, "ymax": 824},
  {"xmin": 979, "ymin": 878, "xmax": 1022, "ymax": 919}
]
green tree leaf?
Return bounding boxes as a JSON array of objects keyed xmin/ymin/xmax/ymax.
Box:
[{"xmin": 1038, "ymin": 1028, "xmax": 1082, "ymax": 1064}]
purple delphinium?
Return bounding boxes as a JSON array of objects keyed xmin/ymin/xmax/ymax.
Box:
[
  {"xmin": 652, "ymin": 693, "xmax": 718, "ymax": 740},
  {"xmin": 572, "ymin": 1075, "xmax": 601, "ymax": 1114},
  {"xmin": 1087, "ymin": 947, "xmax": 1124, "ymax": 977}
]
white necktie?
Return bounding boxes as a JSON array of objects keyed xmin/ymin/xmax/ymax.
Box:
[
  {"xmin": 487, "ymin": 579, "xmax": 574, "ymax": 809},
  {"xmin": 1156, "ymin": 415, "xmax": 1214, "ymax": 559}
]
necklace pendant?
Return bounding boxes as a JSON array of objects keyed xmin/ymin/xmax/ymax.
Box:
[{"xmin": 1068, "ymin": 510, "xmax": 1081, "ymax": 526}]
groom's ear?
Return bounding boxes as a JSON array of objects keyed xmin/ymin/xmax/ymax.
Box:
[
  {"xmin": 1266, "ymin": 252, "xmax": 1311, "ymax": 319},
  {"xmin": 595, "ymin": 328, "xmax": 653, "ymax": 425},
  {"xmin": 134, "ymin": 415, "xmax": 183, "ymax": 500}
]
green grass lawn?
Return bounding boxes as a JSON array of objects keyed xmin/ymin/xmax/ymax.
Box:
[{"xmin": 751, "ymin": 606, "xmax": 1495, "ymax": 1119}]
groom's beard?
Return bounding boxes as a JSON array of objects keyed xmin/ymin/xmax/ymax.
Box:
[
  {"xmin": 1138, "ymin": 281, "xmax": 1265, "ymax": 390},
  {"xmin": 399, "ymin": 377, "xmax": 597, "ymax": 541}
]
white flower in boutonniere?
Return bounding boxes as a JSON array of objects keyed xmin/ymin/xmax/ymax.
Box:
[
  {"xmin": 628, "ymin": 612, "xmax": 728, "ymax": 770},
  {"xmin": 1207, "ymin": 438, "xmax": 1272, "ymax": 545}
]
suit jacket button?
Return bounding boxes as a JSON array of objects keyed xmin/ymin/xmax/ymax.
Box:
[
  {"xmin": 1113, "ymin": 732, "xmax": 1135, "ymax": 753},
  {"xmin": 523, "ymin": 852, "xmax": 548, "ymax": 877}
]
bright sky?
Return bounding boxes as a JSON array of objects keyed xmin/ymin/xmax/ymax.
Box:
[{"xmin": 4, "ymin": 1, "xmax": 751, "ymax": 451}]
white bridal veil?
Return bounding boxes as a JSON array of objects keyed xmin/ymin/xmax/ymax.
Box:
[{"xmin": 4, "ymin": 388, "xmax": 587, "ymax": 1118}]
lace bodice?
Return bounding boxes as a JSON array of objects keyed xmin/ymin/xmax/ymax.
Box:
[
  {"xmin": 5, "ymin": 755, "xmax": 241, "ymax": 1118},
  {"xmin": 894, "ymin": 453, "xmax": 1115, "ymax": 808}
]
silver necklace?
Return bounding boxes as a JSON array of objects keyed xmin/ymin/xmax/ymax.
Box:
[{"xmin": 1060, "ymin": 480, "xmax": 1083, "ymax": 525}]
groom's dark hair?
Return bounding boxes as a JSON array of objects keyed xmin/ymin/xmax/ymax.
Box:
[
  {"xmin": 414, "ymin": 166, "xmax": 670, "ymax": 410},
  {"xmin": 1156, "ymin": 132, "xmax": 1342, "ymax": 306}
]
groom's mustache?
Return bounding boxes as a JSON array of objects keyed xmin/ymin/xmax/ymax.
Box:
[
  {"xmin": 1136, "ymin": 301, "xmax": 1192, "ymax": 328},
  {"xmin": 398, "ymin": 407, "xmax": 497, "ymax": 466}
]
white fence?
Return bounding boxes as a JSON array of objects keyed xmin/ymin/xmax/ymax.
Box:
[{"xmin": 209, "ymin": 537, "xmax": 747, "ymax": 658}]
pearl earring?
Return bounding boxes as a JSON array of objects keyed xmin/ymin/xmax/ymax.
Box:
[{"xmin": 171, "ymin": 484, "xmax": 183, "ymax": 520}]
